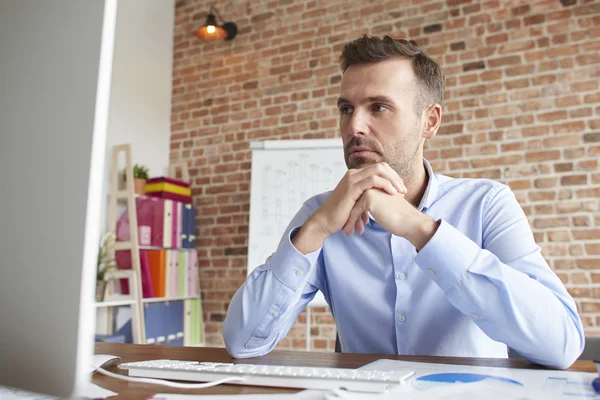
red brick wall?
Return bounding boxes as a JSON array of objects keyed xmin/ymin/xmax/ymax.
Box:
[{"xmin": 170, "ymin": 0, "xmax": 600, "ymax": 350}]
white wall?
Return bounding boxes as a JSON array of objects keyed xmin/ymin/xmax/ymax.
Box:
[
  {"xmin": 100, "ymin": 0, "xmax": 175, "ymax": 233},
  {"xmin": 97, "ymin": 0, "xmax": 175, "ymax": 335}
]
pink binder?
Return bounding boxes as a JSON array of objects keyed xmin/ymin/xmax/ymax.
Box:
[
  {"xmin": 115, "ymin": 196, "xmax": 154, "ymax": 246},
  {"xmin": 171, "ymin": 250, "xmax": 179, "ymax": 297},
  {"xmin": 188, "ymin": 250, "xmax": 199, "ymax": 296}
]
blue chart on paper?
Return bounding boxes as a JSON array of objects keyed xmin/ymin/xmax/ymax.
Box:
[{"xmin": 412, "ymin": 373, "xmax": 523, "ymax": 390}]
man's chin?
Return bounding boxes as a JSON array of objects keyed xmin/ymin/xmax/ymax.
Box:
[{"xmin": 346, "ymin": 156, "xmax": 381, "ymax": 169}]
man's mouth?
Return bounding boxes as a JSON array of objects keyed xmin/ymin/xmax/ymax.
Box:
[{"xmin": 349, "ymin": 146, "xmax": 377, "ymax": 156}]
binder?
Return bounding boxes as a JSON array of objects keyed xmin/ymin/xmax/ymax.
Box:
[
  {"xmin": 115, "ymin": 196, "xmax": 154, "ymax": 246},
  {"xmin": 150, "ymin": 198, "xmax": 164, "ymax": 247},
  {"xmin": 186, "ymin": 251, "xmax": 194, "ymax": 297},
  {"xmin": 114, "ymin": 250, "xmax": 154, "ymax": 298},
  {"xmin": 164, "ymin": 250, "xmax": 172, "ymax": 298},
  {"xmin": 136, "ymin": 197, "xmax": 154, "ymax": 246},
  {"xmin": 170, "ymin": 249, "xmax": 179, "ymax": 298},
  {"xmin": 172, "ymin": 300, "xmax": 185, "ymax": 346},
  {"xmin": 181, "ymin": 203, "xmax": 192, "ymax": 249},
  {"xmin": 163, "ymin": 301, "xmax": 184, "ymax": 346},
  {"xmin": 188, "ymin": 298, "xmax": 204, "ymax": 345},
  {"xmin": 171, "ymin": 201, "xmax": 178, "ymax": 249},
  {"xmin": 176, "ymin": 202, "xmax": 183, "ymax": 248},
  {"xmin": 187, "ymin": 203, "xmax": 196, "ymax": 249},
  {"xmin": 188, "ymin": 250, "xmax": 199, "ymax": 296},
  {"xmin": 184, "ymin": 300, "xmax": 192, "ymax": 346},
  {"xmin": 147, "ymin": 250, "xmax": 166, "ymax": 298},
  {"xmin": 144, "ymin": 303, "xmax": 163, "ymax": 344},
  {"xmin": 163, "ymin": 199, "xmax": 173, "ymax": 248},
  {"xmin": 178, "ymin": 250, "xmax": 187, "ymax": 297}
]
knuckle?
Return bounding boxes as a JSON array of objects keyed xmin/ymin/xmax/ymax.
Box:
[{"xmin": 345, "ymin": 174, "xmax": 357, "ymax": 185}]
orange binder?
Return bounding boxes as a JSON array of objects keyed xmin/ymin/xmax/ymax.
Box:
[{"xmin": 146, "ymin": 250, "xmax": 166, "ymax": 298}]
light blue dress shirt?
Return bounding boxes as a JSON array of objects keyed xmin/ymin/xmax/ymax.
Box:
[{"xmin": 223, "ymin": 159, "xmax": 584, "ymax": 369}]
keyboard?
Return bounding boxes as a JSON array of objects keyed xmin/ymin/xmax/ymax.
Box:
[{"xmin": 119, "ymin": 359, "xmax": 415, "ymax": 393}]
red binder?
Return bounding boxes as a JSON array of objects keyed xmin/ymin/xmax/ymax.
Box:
[{"xmin": 114, "ymin": 249, "xmax": 154, "ymax": 298}]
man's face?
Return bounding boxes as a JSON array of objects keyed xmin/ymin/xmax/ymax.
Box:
[{"xmin": 338, "ymin": 58, "xmax": 425, "ymax": 182}]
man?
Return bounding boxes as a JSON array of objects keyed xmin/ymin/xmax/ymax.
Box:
[{"xmin": 222, "ymin": 35, "xmax": 584, "ymax": 369}]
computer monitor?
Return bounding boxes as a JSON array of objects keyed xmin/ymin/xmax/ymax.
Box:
[{"xmin": 0, "ymin": 0, "xmax": 117, "ymax": 397}]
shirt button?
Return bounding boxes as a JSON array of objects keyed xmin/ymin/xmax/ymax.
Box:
[
  {"xmin": 272, "ymin": 311, "xmax": 279, "ymax": 317},
  {"xmin": 295, "ymin": 269, "xmax": 304, "ymax": 276},
  {"xmin": 428, "ymin": 268, "xmax": 435, "ymax": 276},
  {"xmin": 398, "ymin": 315, "xmax": 406, "ymax": 322},
  {"xmin": 472, "ymin": 313, "xmax": 479, "ymax": 319},
  {"xmin": 398, "ymin": 272, "xmax": 406, "ymax": 280}
]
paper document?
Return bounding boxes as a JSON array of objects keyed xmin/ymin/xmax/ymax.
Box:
[
  {"xmin": 358, "ymin": 359, "xmax": 600, "ymax": 399},
  {"xmin": 338, "ymin": 378, "xmax": 562, "ymax": 399},
  {"xmin": 149, "ymin": 390, "xmax": 329, "ymax": 400},
  {"xmin": 0, "ymin": 381, "xmax": 117, "ymax": 400}
]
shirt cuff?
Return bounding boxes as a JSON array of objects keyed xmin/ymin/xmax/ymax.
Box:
[
  {"xmin": 269, "ymin": 226, "xmax": 321, "ymax": 290},
  {"xmin": 414, "ymin": 219, "xmax": 481, "ymax": 292}
]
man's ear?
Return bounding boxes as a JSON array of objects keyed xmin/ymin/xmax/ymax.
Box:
[{"xmin": 423, "ymin": 104, "xmax": 442, "ymax": 140}]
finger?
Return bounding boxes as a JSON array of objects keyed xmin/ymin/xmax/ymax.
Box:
[
  {"xmin": 355, "ymin": 218, "xmax": 365, "ymax": 235},
  {"xmin": 343, "ymin": 197, "xmax": 367, "ymax": 235},
  {"xmin": 381, "ymin": 162, "xmax": 408, "ymax": 194},
  {"xmin": 361, "ymin": 211, "xmax": 369, "ymax": 225},
  {"xmin": 342, "ymin": 214, "xmax": 354, "ymax": 236},
  {"xmin": 354, "ymin": 163, "xmax": 405, "ymax": 194},
  {"xmin": 357, "ymin": 175, "xmax": 397, "ymax": 196}
]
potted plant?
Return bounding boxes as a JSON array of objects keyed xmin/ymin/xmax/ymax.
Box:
[
  {"xmin": 123, "ymin": 164, "xmax": 149, "ymax": 195},
  {"xmin": 96, "ymin": 232, "xmax": 117, "ymax": 302}
]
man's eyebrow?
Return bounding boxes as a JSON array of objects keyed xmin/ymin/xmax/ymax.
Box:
[
  {"xmin": 337, "ymin": 97, "xmax": 350, "ymax": 107},
  {"xmin": 364, "ymin": 95, "xmax": 395, "ymax": 104},
  {"xmin": 336, "ymin": 95, "xmax": 395, "ymax": 107}
]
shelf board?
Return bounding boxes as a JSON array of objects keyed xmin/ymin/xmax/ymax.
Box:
[
  {"xmin": 94, "ymin": 299, "xmax": 137, "ymax": 308},
  {"xmin": 142, "ymin": 295, "xmax": 199, "ymax": 303},
  {"xmin": 139, "ymin": 246, "xmax": 195, "ymax": 251},
  {"xmin": 114, "ymin": 241, "xmax": 133, "ymax": 251}
]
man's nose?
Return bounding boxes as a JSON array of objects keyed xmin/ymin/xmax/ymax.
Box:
[{"xmin": 347, "ymin": 109, "xmax": 369, "ymax": 137}]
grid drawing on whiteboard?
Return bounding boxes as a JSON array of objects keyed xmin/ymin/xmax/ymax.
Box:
[{"xmin": 248, "ymin": 149, "xmax": 347, "ymax": 276}]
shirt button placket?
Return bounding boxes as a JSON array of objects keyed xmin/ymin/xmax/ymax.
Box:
[{"xmin": 391, "ymin": 235, "xmax": 411, "ymax": 354}]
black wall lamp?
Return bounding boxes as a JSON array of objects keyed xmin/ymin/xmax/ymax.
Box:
[{"xmin": 195, "ymin": 5, "xmax": 237, "ymax": 41}]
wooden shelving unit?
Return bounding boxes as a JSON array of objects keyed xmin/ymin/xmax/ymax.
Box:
[{"xmin": 96, "ymin": 144, "xmax": 204, "ymax": 346}]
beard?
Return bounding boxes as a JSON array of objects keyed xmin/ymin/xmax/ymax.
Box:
[
  {"xmin": 344, "ymin": 136, "xmax": 385, "ymax": 169},
  {"xmin": 344, "ymin": 131, "xmax": 422, "ymax": 187}
]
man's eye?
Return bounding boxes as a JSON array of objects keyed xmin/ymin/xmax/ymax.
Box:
[
  {"xmin": 372, "ymin": 104, "xmax": 388, "ymax": 112},
  {"xmin": 340, "ymin": 106, "xmax": 353, "ymax": 115}
]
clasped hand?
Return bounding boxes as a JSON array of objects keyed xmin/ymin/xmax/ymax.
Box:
[{"xmin": 309, "ymin": 162, "xmax": 427, "ymax": 240}]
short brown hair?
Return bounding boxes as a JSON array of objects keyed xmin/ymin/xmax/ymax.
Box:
[{"xmin": 340, "ymin": 35, "xmax": 445, "ymax": 115}]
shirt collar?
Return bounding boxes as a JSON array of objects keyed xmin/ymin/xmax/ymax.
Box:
[
  {"xmin": 367, "ymin": 158, "xmax": 439, "ymax": 225},
  {"xmin": 418, "ymin": 158, "xmax": 439, "ymax": 213}
]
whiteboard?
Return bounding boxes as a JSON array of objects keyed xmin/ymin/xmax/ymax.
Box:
[{"xmin": 247, "ymin": 139, "xmax": 347, "ymax": 308}]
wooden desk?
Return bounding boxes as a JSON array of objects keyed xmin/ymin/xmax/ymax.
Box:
[{"xmin": 93, "ymin": 343, "xmax": 596, "ymax": 400}]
